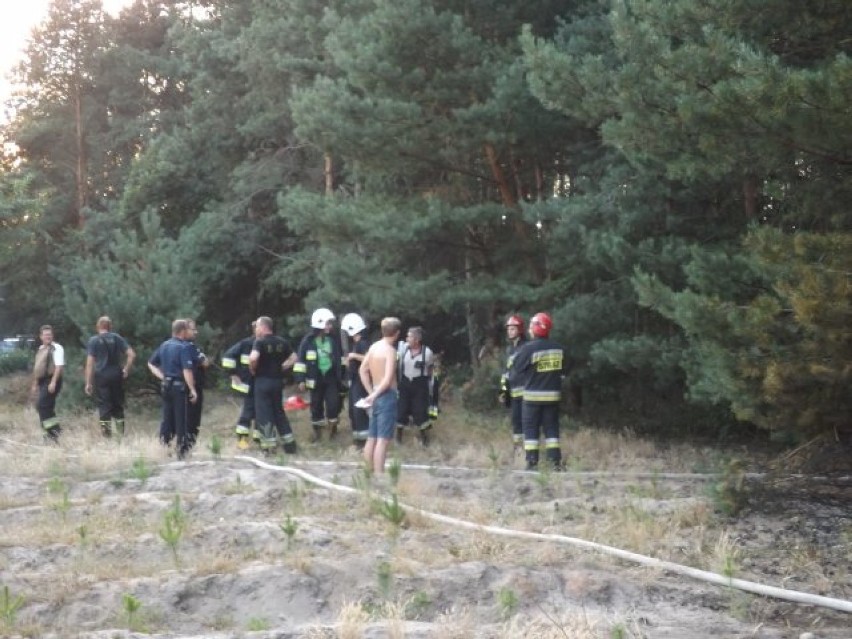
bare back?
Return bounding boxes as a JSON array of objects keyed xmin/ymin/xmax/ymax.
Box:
[{"xmin": 361, "ymin": 338, "xmax": 398, "ymax": 396}]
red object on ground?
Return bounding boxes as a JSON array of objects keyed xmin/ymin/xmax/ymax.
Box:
[{"xmin": 284, "ymin": 395, "xmax": 308, "ymax": 411}]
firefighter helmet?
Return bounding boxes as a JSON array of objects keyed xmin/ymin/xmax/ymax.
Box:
[
  {"xmin": 530, "ymin": 312, "xmax": 553, "ymax": 338},
  {"xmin": 505, "ymin": 314, "xmax": 525, "ymax": 331},
  {"xmin": 341, "ymin": 312, "xmax": 367, "ymax": 337},
  {"xmin": 310, "ymin": 308, "xmax": 335, "ymax": 329}
]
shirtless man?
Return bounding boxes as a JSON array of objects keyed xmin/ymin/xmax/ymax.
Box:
[{"xmin": 359, "ymin": 317, "xmax": 401, "ymax": 473}]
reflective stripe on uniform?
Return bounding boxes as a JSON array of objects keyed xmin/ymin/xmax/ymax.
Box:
[
  {"xmin": 306, "ymin": 379, "xmax": 315, "ymax": 389},
  {"xmin": 231, "ymin": 380, "xmax": 250, "ymax": 394},
  {"xmin": 239, "ymin": 354, "xmax": 251, "ymax": 365},
  {"xmin": 523, "ymin": 390, "xmax": 561, "ymax": 402},
  {"xmin": 235, "ymin": 424, "xmax": 251, "ymax": 436},
  {"xmin": 42, "ymin": 417, "xmax": 60, "ymax": 429},
  {"xmin": 545, "ymin": 438, "xmax": 560, "ymax": 449},
  {"xmin": 293, "ymin": 362, "xmax": 307, "ymax": 374},
  {"xmin": 353, "ymin": 429, "xmax": 369, "ymax": 441},
  {"xmin": 281, "ymin": 433, "xmax": 295, "ymax": 443},
  {"xmin": 305, "ymin": 350, "xmax": 317, "ymax": 361},
  {"xmin": 221, "ymin": 357, "xmax": 237, "ymax": 369},
  {"xmin": 512, "ymin": 433, "xmax": 523, "ymax": 444},
  {"xmin": 524, "ymin": 440, "xmax": 541, "ymax": 451},
  {"xmin": 509, "ymin": 388, "xmax": 524, "ymax": 398}
]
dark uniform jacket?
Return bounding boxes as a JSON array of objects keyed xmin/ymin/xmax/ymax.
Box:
[
  {"xmin": 501, "ymin": 336, "xmax": 527, "ymax": 402},
  {"xmin": 506, "ymin": 337, "xmax": 568, "ymax": 403},
  {"xmin": 293, "ymin": 332, "xmax": 344, "ymax": 389},
  {"xmin": 222, "ymin": 336, "xmax": 255, "ymax": 391}
]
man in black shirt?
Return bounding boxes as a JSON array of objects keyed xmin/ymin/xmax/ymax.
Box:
[
  {"xmin": 84, "ymin": 316, "xmax": 136, "ymax": 438},
  {"xmin": 249, "ymin": 316, "xmax": 298, "ymax": 454}
]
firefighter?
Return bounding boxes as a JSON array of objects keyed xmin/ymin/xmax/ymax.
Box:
[
  {"xmin": 249, "ymin": 316, "xmax": 298, "ymax": 454},
  {"xmin": 31, "ymin": 325, "xmax": 64, "ymax": 443},
  {"xmin": 184, "ymin": 319, "xmax": 209, "ymax": 451},
  {"xmin": 294, "ymin": 308, "xmax": 345, "ymax": 442},
  {"xmin": 396, "ymin": 326, "xmax": 436, "ymax": 446},
  {"xmin": 221, "ymin": 322, "xmax": 257, "ymax": 449},
  {"xmin": 341, "ymin": 313, "xmax": 370, "ymax": 448},
  {"xmin": 500, "ymin": 315, "xmax": 527, "ymax": 451},
  {"xmin": 148, "ymin": 319, "xmax": 198, "ymax": 460},
  {"xmin": 84, "ymin": 316, "xmax": 136, "ymax": 438},
  {"xmin": 507, "ymin": 312, "xmax": 568, "ymax": 470}
]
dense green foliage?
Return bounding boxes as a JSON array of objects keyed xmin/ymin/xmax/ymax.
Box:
[{"xmin": 0, "ymin": 0, "xmax": 849, "ymax": 439}]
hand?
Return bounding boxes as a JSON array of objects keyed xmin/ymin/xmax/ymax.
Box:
[
  {"xmin": 189, "ymin": 390, "xmax": 198, "ymax": 404},
  {"xmin": 121, "ymin": 368, "xmax": 129, "ymax": 379},
  {"xmin": 85, "ymin": 383, "xmax": 93, "ymax": 396},
  {"xmin": 47, "ymin": 381, "xmax": 56, "ymax": 394},
  {"xmin": 298, "ymin": 382, "xmax": 306, "ymax": 393}
]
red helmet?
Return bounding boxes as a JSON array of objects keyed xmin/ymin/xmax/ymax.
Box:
[
  {"xmin": 505, "ymin": 314, "xmax": 524, "ymax": 331},
  {"xmin": 530, "ymin": 312, "xmax": 553, "ymax": 338}
]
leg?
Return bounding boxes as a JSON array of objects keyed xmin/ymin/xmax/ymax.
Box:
[
  {"xmin": 173, "ymin": 384, "xmax": 190, "ymax": 459},
  {"xmin": 522, "ymin": 402, "xmax": 542, "ymax": 470},
  {"xmin": 235, "ymin": 390, "xmax": 253, "ymax": 449},
  {"xmin": 112, "ymin": 378, "xmax": 126, "ymax": 436},
  {"xmin": 324, "ymin": 373, "xmax": 341, "ymax": 438},
  {"xmin": 411, "ymin": 378, "xmax": 431, "ymax": 446},
  {"xmin": 309, "ymin": 379, "xmax": 325, "ymax": 441},
  {"xmin": 395, "ymin": 382, "xmax": 411, "ymax": 444},
  {"xmin": 254, "ymin": 378, "xmax": 277, "ymax": 453},
  {"xmin": 272, "ymin": 380, "xmax": 296, "ymax": 453},
  {"xmin": 95, "ymin": 377, "xmax": 113, "ymax": 437},
  {"xmin": 543, "ymin": 404, "xmax": 562, "ymax": 469},
  {"xmin": 510, "ymin": 396, "xmax": 523, "ymax": 450},
  {"xmin": 37, "ymin": 380, "xmax": 61, "ymax": 441}
]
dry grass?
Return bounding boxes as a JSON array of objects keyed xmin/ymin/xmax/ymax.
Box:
[{"xmin": 0, "ymin": 387, "xmax": 846, "ymax": 637}]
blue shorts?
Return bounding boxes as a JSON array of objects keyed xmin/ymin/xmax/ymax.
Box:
[{"xmin": 368, "ymin": 389, "xmax": 398, "ymax": 440}]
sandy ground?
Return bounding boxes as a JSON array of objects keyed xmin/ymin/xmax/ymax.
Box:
[{"xmin": 0, "ymin": 386, "xmax": 849, "ymax": 638}]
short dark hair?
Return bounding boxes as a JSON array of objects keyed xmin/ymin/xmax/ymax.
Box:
[{"xmin": 39, "ymin": 325, "xmax": 53, "ymax": 334}]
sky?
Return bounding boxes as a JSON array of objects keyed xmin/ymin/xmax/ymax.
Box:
[{"xmin": 0, "ymin": 0, "xmax": 132, "ymax": 105}]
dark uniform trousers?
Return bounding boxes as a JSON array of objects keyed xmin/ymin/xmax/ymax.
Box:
[
  {"xmin": 397, "ymin": 376, "xmax": 430, "ymax": 428},
  {"xmin": 160, "ymin": 377, "xmax": 191, "ymax": 458},
  {"xmin": 347, "ymin": 380, "xmax": 370, "ymax": 444},
  {"xmin": 310, "ymin": 370, "xmax": 341, "ymax": 427},
  {"xmin": 255, "ymin": 376, "xmax": 295, "ymax": 450},
  {"xmin": 522, "ymin": 402, "xmax": 561, "ymax": 468},
  {"xmin": 510, "ymin": 396, "xmax": 523, "ymax": 444},
  {"xmin": 95, "ymin": 369, "xmax": 125, "ymax": 434},
  {"xmin": 36, "ymin": 377, "xmax": 62, "ymax": 431},
  {"xmin": 187, "ymin": 386, "xmax": 203, "ymax": 448}
]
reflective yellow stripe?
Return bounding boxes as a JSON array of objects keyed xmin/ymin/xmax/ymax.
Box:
[
  {"xmin": 509, "ymin": 388, "xmax": 523, "ymax": 398},
  {"xmin": 42, "ymin": 417, "xmax": 60, "ymax": 429},
  {"xmin": 235, "ymin": 424, "xmax": 251, "ymax": 436},
  {"xmin": 231, "ymin": 380, "xmax": 250, "ymax": 394},
  {"xmin": 293, "ymin": 363, "xmax": 307, "ymax": 373},
  {"xmin": 305, "ymin": 350, "xmax": 317, "ymax": 361},
  {"xmin": 523, "ymin": 390, "xmax": 561, "ymax": 402},
  {"xmin": 239, "ymin": 354, "xmax": 251, "ymax": 365},
  {"xmin": 524, "ymin": 441, "xmax": 541, "ymax": 451},
  {"xmin": 221, "ymin": 357, "xmax": 237, "ymax": 369},
  {"xmin": 545, "ymin": 439, "xmax": 560, "ymax": 449},
  {"xmin": 306, "ymin": 379, "xmax": 315, "ymax": 389}
]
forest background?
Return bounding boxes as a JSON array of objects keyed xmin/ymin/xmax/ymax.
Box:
[{"xmin": 0, "ymin": 0, "xmax": 849, "ymax": 445}]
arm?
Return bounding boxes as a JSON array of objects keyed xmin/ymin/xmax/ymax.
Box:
[
  {"xmin": 123, "ymin": 346, "xmax": 136, "ymax": 379},
  {"xmin": 359, "ymin": 348, "xmax": 373, "ymax": 394},
  {"xmin": 248, "ymin": 349, "xmax": 260, "ymax": 375},
  {"xmin": 282, "ymin": 351, "xmax": 297, "ymax": 371},
  {"xmin": 84, "ymin": 354, "xmax": 95, "ymax": 395},
  {"xmin": 182, "ymin": 368, "xmax": 198, "ymax": 403}
]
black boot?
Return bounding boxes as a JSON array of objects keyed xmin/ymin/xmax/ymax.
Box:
[
  {"xmin": 311, "ymin": 423, "xmax": 323, "ymax": 442},
  {"xmin": 328, "ymin": 420, "xmax": 338, "ymax": 439},
  {"xmin": 283, "ymin": 441, "xmax": 297, "ymax": 454},
  {"xmin": 419, "ymin": 428, "xmax": 430, "ymax": 447},
  {"xmin": 44, "ymin": 426, "xmax": 61, "ymax": 444}
]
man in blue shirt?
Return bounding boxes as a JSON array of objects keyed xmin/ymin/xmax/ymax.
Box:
[{"xmin": 148, "ymin": 319, "xmax": 198, "ymax": 460}]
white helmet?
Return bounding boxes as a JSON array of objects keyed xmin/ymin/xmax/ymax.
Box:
[
  {"xmin": 341, "ymin": 313, "xmax": 367, "ymax": 337},
  {"xmin": 310, "ymin": 307, "xmax": 335, "ymax": 330}
]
